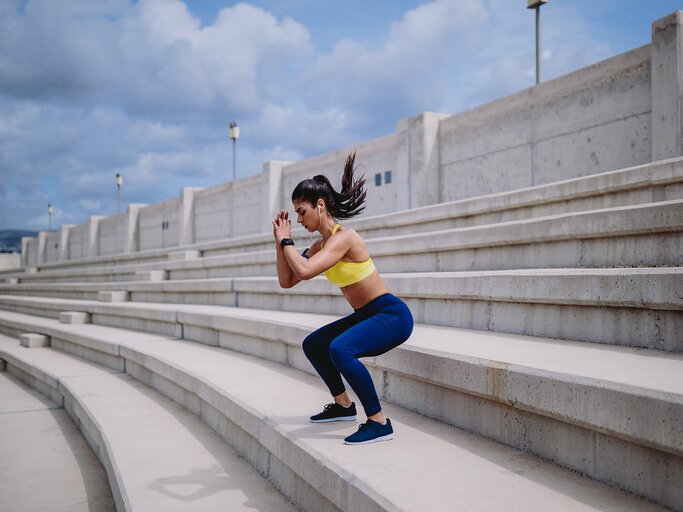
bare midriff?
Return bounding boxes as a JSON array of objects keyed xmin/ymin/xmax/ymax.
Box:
[{"xmin": 339, "ymin": 269, "xmax": 390, "ymax": 310}]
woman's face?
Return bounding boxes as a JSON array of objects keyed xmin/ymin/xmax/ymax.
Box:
[{"xmin": 292, "ymin": 199, "xmax": 320, "ymax": 232}]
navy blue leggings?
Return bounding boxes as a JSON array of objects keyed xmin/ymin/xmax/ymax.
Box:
[{"xmin": 302, "ymin": 293, "xmax": 414, "ymax": 417}]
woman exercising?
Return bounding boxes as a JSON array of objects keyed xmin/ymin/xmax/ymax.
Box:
[{"xmin": 272, "ymin": 153, "xmax": 414, "ymax": 445}]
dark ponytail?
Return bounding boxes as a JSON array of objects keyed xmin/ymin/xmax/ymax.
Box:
[{"xmin": 291, "ymin": 152, "xmax": 366, "ymax": 219}]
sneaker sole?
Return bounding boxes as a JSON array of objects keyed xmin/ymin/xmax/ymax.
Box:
[
  {"xmin": 344, "ymin": 433, "xmax": 394, "ymax": 445},
  {"xmin": 310, "ymin": 416, "xmax": 358, "ymax": 423}
]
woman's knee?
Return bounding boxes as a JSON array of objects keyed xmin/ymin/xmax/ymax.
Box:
[
  {"xmin": 302, "ymin": 330, "xmax": 331, "ymax": 361},
  {"xmin": 329, "ymin": 339, "xmax": 353, "ymax": 368}
]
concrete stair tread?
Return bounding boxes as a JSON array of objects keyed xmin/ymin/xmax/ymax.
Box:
[
  {"xmin": 0, "ymin": 331, "xmax": 666, "ymax": 511},
  {"xmin": 23, "ymin": 156, "xmax": 683, "ymax": 274},
  {"xmin": 0, "ymin": 371, "xmax": 115, "ymax": 512},
  {"xmin": 3, "ymin": 267, "xmax": 682, "ymax": 309},
  {"xmin": 0, "ymin": 298, "xmax": 681, "ymax": 397},
  {"xmin": 0, "ymin": 304, "xmax": 681, "ymax": 462},
  {"xmin": 0, "ymin": 335, "xmax": 297, "ymax": 512},
  {"xmin": 14, "ymin": 199, "xmax": 683, "ymax": 283}
]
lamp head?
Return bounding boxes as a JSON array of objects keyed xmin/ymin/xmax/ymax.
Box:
[
  {"xmin": 229, "ymin": 121, "xmax": 240, "ymax": 140},
  {"xmin": 527, "ymin": 0, "xmax": 548, "ymax": 8}
]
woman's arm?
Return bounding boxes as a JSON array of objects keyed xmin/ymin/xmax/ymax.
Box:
[
  {"xmin": 281, "ymin": 231, "xmax": 351, "ymax": 280},
  {"xmin": 272, "ymin": 211, "xmax": 301, "ymax": 288}
]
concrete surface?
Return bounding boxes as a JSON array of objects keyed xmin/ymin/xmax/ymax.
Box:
[
  {"xmin": 0, "ymin": 335, "xmax": 297, "ymax": 512},
  {"xmin": 0, "ymin": 332, "xmax": 671, "ymax": 512},
  {"xmin": 0, "ymin": 371, "xmax": 115, "ymax": 512},
  {"xmin": 0, "ymin": 266, "xmax": 681, "ymax": 350},
  {"xmin": 11, "ymin": 199, "xmax": 683, "ymax": 286},
  {"xmin": 0, "ymin": 305, "xmax": 681, "ymax": 509},
  {"xmin": 18, "ymin": 154, "xmax": 683, "ymax": 271},
  {"xmin": 19, "ymin": 332, "xmax": 50, "ymax": 348}
]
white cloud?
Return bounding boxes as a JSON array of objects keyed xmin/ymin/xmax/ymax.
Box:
[{"xmin": 0, "ymin": 0, "xmax": 624, "ymax": 230}]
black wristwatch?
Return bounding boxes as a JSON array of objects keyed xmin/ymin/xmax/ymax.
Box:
[{"xmin": 280, "ymin": 238, "xmax": 295, "ymax": 249}]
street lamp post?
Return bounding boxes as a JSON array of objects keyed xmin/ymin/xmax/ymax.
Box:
[
  {"xmin": 229, "ymin": 121, "xmax": 240, "ymax": 182},
  {"xmin": 528, "ymin": 0, "xmax": 548, "ymax": 85},
  {"xmin": 48, "ymin": 203, "xmax": 53, "ymax": 231},
  {"xmin": 116, "ymin": 173, "xmax": 123, "ymax": 214}
]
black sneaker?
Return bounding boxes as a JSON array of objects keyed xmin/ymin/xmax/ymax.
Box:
[
  {"xmin": 309, "ymin": 402, "xmax": 357, "ymax": 423},
  {"xmin": 344, "ymin": 419, "xmax": 394, "ymax": 445}
]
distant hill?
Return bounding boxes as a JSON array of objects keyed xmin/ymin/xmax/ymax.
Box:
[{"xmin": 0, "ymin": 230, "xmax": 38, "ymax": 253}]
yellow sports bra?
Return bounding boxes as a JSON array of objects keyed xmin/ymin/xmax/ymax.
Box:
[{"xmin": 321, "ymin": 224, "xmax": 376, "ymax": 287}]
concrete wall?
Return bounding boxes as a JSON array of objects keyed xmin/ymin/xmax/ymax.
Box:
[
  {"xmin": 98, "ymin": 205, "xmax": 144, "ymax": 256},
  {"xmin": 68, "ymin": 224, "xmax": 90, "ymax": 261},
  {"xmin": 138, "ymin": 198, "xmax": 181, "ymax": 251},
  {"xmin": 439, "ymin": 45, "xmax": 651, "ymax": 201},
  {"xmin": 19, "ymin": 11, "xmax": 683, "ymax": 267},
  {"xmin": 280, "ymin": 133, "xmax": 402, "ymax": 218},
  {"xmin": 99, "ymin": 214, "xmax": 128, "ymax": 256},
  {"xmin": 44, "ymin": 231, "xmax": 61, "ymax": 263},
  {"xmin": 0, "ymin": 254, "xmax": 20, "ymax": 270},
  {"xmin": 194, "ymin": 177, "xmax": 262, "ymax": 243}
]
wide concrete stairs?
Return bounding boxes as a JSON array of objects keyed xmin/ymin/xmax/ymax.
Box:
[{"xmin": 0, "ymin": 158, "xmax": 681, "ymax": 511}]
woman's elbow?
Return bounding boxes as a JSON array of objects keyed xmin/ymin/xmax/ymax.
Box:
[
  {"xmin": 278, "ymin": 277, "xmax": 295, "ymax": 288},
  {"xmin": 295, "ymin": 268, "xmax": 318, "ymax": 281}
]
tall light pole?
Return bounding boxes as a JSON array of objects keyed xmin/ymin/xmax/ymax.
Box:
[
  {"xmin": 48, "ymin": 203, "xmax": 53, "ymax": 231},
  {"xmin": 229, "ymin": 121, "xmax": 240, "ymax": 182},
  {"xmin": 528, "ymin": 0, "xmax": 548, "ymax": 85},
  {"xmin": 116, "ymin": 173, "xmax": 123, "ymax": 214}
]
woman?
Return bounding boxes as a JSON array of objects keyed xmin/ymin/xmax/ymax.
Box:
[{"xmin": 272, "ymin": 153, "xmax": 414, "ymax": 445}]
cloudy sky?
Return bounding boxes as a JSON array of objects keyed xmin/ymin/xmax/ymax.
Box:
[{"xmin": 0, "ymin": 0, "xmax": 679, "ymax": 231}]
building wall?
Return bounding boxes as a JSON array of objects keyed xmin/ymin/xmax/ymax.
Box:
[
  {"xmin": 439, "ymin": 45, "xmax": 652, "ymax": 202},
  {"xmin": 138, "ymin": 198, "xmax": 181, "ymax": 251},
  {"xmin": 99, "ymin": 213, "xmax": 128, "ymax": 256},
  {"xmin": 68, "ymin": 224, "xmax": 90, "ymax": 260},
  {"xmin": 44, "ymin": 232, "xmax": 61, "ymax": 263},
  {"xmin": 193, "ymin": 175, "xmax": 262, "ymax": 243},
  {"xmin": 280, "ymin": 133, "xmax": 402, "ymax": 218}
]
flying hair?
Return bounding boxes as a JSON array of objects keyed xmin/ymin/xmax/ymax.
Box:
[{"xmin": 291, "ymin": 152, "xmax": 366, "ymax": 220}]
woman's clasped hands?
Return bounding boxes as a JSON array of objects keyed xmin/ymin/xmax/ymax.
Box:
[{"xmin": 272, "ymin": 210, "xmax": 292, "ymax": 244}]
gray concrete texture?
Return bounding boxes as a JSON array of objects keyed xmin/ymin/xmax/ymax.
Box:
[
  {"xmin": 2, "ymin": 264, "xmax": 680, "ymax": 350},
  {"xmin": 0, "ymin": 371, "xmax": 115, "ymax": 512},
  {"xmin": 7, "ymin": 198, "xmax": 683, "ymax": 286},
  {"xmin": 0, "ymin": 325, "xmax": 673, "ymax": 511},
  {"xmin": 0, "ymin": 334, "xmax": 297, "ymax": 512},
  {"xmin": 0, "ymin": 298, "xmax": 681, "ymax": 509},
  {"xmin": 7, "ymin": 154, "xmax": 681, "ymax": 279}
]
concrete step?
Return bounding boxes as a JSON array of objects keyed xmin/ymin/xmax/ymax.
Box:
[
  {"xmin": 15, "ymin": 156, "xmax": 683, "ymax": 277},
  {"xmin": 10, "ymin": 199, "xmax": 683, "ymax": 284},
  {"xmin": 0, "ymin": 371, "xmax": 115, "ymax": 512},
  {"xmin": 1, "ymin": 267, "xmax": 681, "ymax": 350},
  {"xmin": 0, "ymin": 320, "xmax": 672, "ymax": 511},
  {"xmin": 0, "ymin": 305, "xmax": 680, "ymax": 510},
  {"xmin": 0, "ymin": 334, "xmax": 297, "ymax": 512}
]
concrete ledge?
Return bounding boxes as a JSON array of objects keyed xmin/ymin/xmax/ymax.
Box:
[
  {"xmin": 0, "ymin": 306, "xmax": 680, "ymax": 510},
  {"xmin": 0, "ymin": 327, "xmax": 670, "ymax": 511},
  {"xmin": 17, "ymin": 156, "xmax": 683, "ymax": 277},
  {"xmin": 167, "ymin": 250, "xmax": 200, "ymax": 261},
  {"xmin": 98, "ymin": 291, "xmax": 130, "ymax": 303},
  {"xmin": 59, "ymin": 312, "xmax": 91, "ymax": 325},
  {"xmin": 0, "ymin": 336, "xmax": 296, "ymax": 512},
  {"xmin": 19, "ymin": 333, "xmax": 50, "ymax": 348},
  {"xmin": 133, "ymin": 270, "xmax": 167, "ymax": 281},
  {"xmin": 1, "ymin": 267, "xmax": 681, "ymax": 350},
  {"xmin": 14, "ymin": 198, "xmax": 683, "ymax": 284}
]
